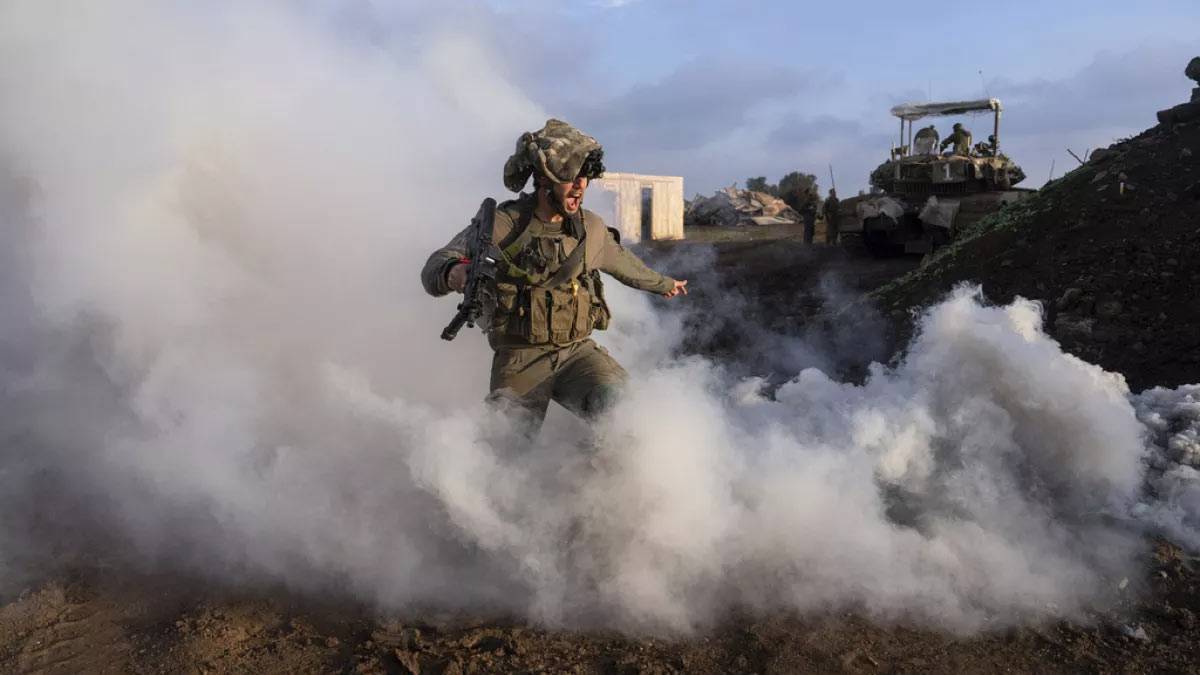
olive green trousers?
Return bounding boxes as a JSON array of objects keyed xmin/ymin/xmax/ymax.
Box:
[{"xmin": 487, "ymin": 339, "xmax": 627, "ymax": 432}]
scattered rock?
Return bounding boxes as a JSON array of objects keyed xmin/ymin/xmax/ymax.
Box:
[
  {"xmin": 1122, "ymin": 624, "xmax": 1151, "ymax": 643},
  {"xmin": 1056, "ymin": 287, "xmax": 1083, "ymax": 310},
  {"xmin": 1054, "ymin": 314, "xmax": 1094, "ymax": 339},
  {"xmin": 1158, "ymin": 102, "xmax": 1200, "ymax": 126},
  {"xmin": 1096, "ymin": 300, "xmax": 1124, "ymax": 319},
  {"xmin": 1180, "ymin": 608, "xmax": 1197, "ymax": 629}
]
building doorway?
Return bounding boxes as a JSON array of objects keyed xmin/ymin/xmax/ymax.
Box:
[{"xmin": 640, "ymin": 186, "xmax": 653, "ymax": 242}]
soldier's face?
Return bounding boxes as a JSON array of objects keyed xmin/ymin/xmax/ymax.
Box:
[{"xmin": 552, "ymin": 176, "xmax": 589, "ymax": 214}]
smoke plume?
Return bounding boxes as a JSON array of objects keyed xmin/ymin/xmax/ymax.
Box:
[{"xmin": 1, "ymin": 0, "xmax": 1197, "ymax": 635}]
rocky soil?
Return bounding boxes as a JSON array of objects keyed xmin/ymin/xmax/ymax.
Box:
[{"xmin": 1, "ymin": 540, "xmax": 1197, "ymax": 674}]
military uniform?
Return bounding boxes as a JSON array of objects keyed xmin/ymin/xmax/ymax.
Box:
[
  {"xmin": 913, "ymin": 125, "xmax": 939, "ymax": 155},
  {"xmin": 940, "ymin": 124, "xmax": 973, "ymax": 156},
  {"xmin": 822, "ymin": 190, "xmax": 840, "ymax": 245},
  {"xmin": 798, "ymin": 193, "xmax": 818, "ymax": 244},
  {"xmin": 422, "ymin": 153, "xmax": 676, "ymax": 429}
]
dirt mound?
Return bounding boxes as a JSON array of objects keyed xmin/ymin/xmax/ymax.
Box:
[{"xmin": 872, "ymin": 116, "xmax": 1200, "ymax": 391}]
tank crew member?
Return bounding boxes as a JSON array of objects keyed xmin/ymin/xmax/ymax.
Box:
[
  {"xmin": 940, "ymin": 122, "xmax": 973, "ymax": 156},
  {"xmin": 913, "ymin": 124, "xmax": 940, "ymax": 155},
  {"xmin": 974, "ymin": 134, "xmax": 998, "ymax": 157}
]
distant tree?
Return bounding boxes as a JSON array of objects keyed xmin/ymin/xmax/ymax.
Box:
[
  {"xmin": 777, "ymin": 171, "xmax": 819, "ymax": 199},
  {"xmin": 745, "ymin": 176, "xmax": 773, "ymax": 194},
  {"xmin": 777, "ymin": 171, "xmax": 821, "ymax": 213}
]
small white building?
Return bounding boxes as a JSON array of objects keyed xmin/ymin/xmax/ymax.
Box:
[{"xmin": 590, "ymin": 172, "xmax": 684, "ymax": 243}]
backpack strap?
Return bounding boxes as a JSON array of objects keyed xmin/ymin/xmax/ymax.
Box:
[
  {"xmin": 494, "ymin": 195, "xmax": 541, "ymax": 284},
  {"xmin": 496, "ymin": 194, "xmax": 535, "ymax": 253},
  {"xmin": 541, "ymin": 215, "xmax": 589, "ymax": 289}
]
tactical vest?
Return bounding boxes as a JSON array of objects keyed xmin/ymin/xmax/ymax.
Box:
[{"xmin": 488, "ymin": 196, "xmax": 612, "ymax": 347}]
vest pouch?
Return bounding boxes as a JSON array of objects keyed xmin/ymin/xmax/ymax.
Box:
[
  {"xmin": 545, "ymin": 285, "xmax": 591, "ymax": 344},
  {"xmin": 491, "ymin": 282, "xmax": 520, "ymax": 336},
  {"xmin": 524, "ymin": 288, "xmax": 550, "ymax": 344},
  {"xmin": 588, "ymin": 272, "xmax": 611, "ymax": 331}
]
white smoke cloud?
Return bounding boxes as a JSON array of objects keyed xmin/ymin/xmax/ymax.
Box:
[{"xmin": 1, "ymin": 0, "xmax": 1198, "ymax": 637}]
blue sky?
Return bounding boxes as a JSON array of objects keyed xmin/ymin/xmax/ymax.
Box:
[{"xmin": 466, "ymin": 0, "xmax": 1199, "ymax": 196}]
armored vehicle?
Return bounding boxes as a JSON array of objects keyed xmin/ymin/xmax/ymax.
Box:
[{"xmin": 838, "ymin": 98, "xmax": 1032, "ymax": 256}]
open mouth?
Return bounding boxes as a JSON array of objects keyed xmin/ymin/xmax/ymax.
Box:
[{"xmin": 564, "ymin": 194, "xmax": 582, "ymax": 211}]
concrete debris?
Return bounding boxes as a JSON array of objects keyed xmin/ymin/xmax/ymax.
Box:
[{"xmin": 685, "ymin": 186, "xmax": 799, "ymax": 227}]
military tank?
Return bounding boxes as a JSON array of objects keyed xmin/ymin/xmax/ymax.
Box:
[{"xmin": 837, "ymin": 98, "xmax": 1032, "ymax": 256}]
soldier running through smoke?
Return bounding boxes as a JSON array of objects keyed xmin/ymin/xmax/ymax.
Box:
[{"xmin": 422, "ymin": 119, "xmax": 687, "ymax": 438}]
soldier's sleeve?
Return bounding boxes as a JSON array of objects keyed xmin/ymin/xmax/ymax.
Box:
[
  {"xmin": 420, "ymin": 225, "xmax": 472, "ymax": 297},
  {"xmin": 595, "ymin": 228, "xmax": 676, "ymax": 294},
  {"xmin": 421, "ymin": 207, "xmax": 519, "ymax": 296}
]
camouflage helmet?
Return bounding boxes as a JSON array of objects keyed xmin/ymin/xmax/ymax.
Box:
[
  {"xmin": 503, "ymin": 119, "xmax": 605, "ymax": 192},
  {"xmin": 952, "ymin": 122, "xmax": 963, "ymax": 131}
]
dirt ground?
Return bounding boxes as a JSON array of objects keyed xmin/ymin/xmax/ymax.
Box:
[
  {"xmin": 6, "ymin": 119, "xmax": 1200, "ymax": 675},
  {"xmin": 2, "ymin": 544, "xmax": 1197, "ymax": 674},
  {"xmin": 2, "ymin": 539, "xmax": 1197, "ymax": 674}
]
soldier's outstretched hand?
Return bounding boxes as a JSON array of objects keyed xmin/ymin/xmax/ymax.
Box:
[{"xmin": 662, "ymin": 279, "xmax": 688, "ymax": 299}]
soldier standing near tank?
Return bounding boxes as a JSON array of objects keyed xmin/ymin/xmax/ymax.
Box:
[
  {"xmin": 940, "ymin": 122, "xmax": 973, "ymax": 156},
  {"xmin": 421, "ymin": 119, "xmax": 688, "ymax": 437},
  {"xmin": 788, "ymin": 185, "xmax": 818, "ymax": 244},
  {"xmin": 822, "ymin": 188, "xmax": 840, "ymax": 245}
]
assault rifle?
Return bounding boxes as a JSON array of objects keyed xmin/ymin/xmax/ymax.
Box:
[{"xmin": 441, "ymin": 198, "xmax": 499, "ymax": 341}]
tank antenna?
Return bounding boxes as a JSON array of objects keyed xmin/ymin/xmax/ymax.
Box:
[{"xmin": 978, "ymin": 69, "xmax": 991, "ymax": 99}]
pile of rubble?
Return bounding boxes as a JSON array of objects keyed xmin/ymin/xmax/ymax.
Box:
[{"xmin": 685, "ymin": 186, "xmax": 799, "ymax": 227}]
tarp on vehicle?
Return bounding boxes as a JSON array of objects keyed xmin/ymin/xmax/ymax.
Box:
[{"xmin": 890, "ymin": 98, "xmax": 1002, "ymax": 121}]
